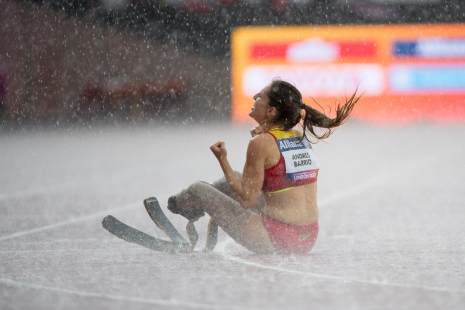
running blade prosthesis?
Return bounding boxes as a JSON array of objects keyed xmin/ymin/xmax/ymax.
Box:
[{"xmin": 102, "ymin": 197, "xmax": 218, "ymax": 254}]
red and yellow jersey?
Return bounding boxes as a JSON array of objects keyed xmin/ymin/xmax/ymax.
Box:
[{"xmin": 262, "ymin": 128, "xmax": 319, "ymax": 193}]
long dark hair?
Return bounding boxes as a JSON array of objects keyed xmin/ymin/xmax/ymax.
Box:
[{"xmin": 267, "ymin": 79, "xmax": 363, "ymax": 143}]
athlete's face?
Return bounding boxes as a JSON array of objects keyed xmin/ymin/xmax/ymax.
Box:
[{"xmin": 249, "ymin": 86, "xmax": 273, "ymax": 124}]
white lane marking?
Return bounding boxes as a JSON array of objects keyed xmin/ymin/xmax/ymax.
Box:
[
  {"xmin": 0, "ymin": 182, "xmax": 84, "ymax": 201},
  {"xmin": 318, "ymin": 153, "xmax": 436, "ymax": 206},
  {"xmin": 0, "ymin": 278, "xmax": 261, "ymax": 310},
  {"xmin": 0, "ymin": 202, "xmax": 140, "ymax": 242},
  {"xmin": 0, "ymin": 249, "xmax": 118, "ymax": 253},
  {"xmin": 0, "ymin": 169, "xmax": 141, "ymax": 201},
  {"xmin": 215, "ymin": 239, "xmax": 465, "ymax": 294}
]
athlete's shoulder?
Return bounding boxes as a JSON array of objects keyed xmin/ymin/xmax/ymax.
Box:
[
  {"xmin": 244, "ymin": 134, "xmax": 268, "ymax": 162},
  {"xmin": 250, "ymin": 132, "xmax": 273, "ymax": 145},
  {"xmin": 248, "ymin": 132, "xmax": 275, "ymax": 151},
  {"xmin": 290, "ymin": 127, "xmax": 303, "ymax": 137}
]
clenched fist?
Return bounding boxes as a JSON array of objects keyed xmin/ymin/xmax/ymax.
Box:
[
  {"xmin": 210, "ymin": 141, "xmax": 227, "ymax": 162},
  {"xmin": 250, "ymin": 126, "xmax": 262, "ymax": 137}
]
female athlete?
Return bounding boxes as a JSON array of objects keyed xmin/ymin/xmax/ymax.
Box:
[{"xmin": 167, "ymin": 79, "xmax": 362, "ymax": 254}]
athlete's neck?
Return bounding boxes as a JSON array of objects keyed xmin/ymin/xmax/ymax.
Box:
[{"xmin": 261, "ymin": 123, "xmax": 285, "ymax": 133}]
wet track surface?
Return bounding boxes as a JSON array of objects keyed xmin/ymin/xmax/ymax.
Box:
[{"xmin": 1, "ymin": 123, "xmax": 464, "ymax": 309}]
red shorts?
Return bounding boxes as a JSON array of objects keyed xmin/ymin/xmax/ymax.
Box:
[{"xmin": 263, "ymin": 215, "xmax": 319, "ymax": 254}]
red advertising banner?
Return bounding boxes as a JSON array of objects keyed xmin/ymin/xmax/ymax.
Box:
[{"xmin": 231, "ymin": 24, "xmax": 465, "ymax": 124}]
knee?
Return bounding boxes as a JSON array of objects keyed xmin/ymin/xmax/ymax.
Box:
[
  {"xmin": 187, "ymin": 181, "xmax": 225, "ymax": 203},
  {"xmin": 186, "ymin": 181, "xmax": 210, "ymax": 197}
]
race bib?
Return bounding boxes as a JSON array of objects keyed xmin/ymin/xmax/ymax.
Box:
[{"xmin": 277, "ymin": 136, "xmax": 319, "ymax": 182}]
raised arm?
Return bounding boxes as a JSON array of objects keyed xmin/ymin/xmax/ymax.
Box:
[{"xmin": 210, "ymin": 136, "xmax": 266, "ymax": 209}]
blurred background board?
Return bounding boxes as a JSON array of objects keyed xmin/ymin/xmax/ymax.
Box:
[
  {"xmin": 231, "ymin": 24, "xmax": 465, "ymax": 124},
  {"xmin": 1, "ymin": 0, "xmax": 465, "ymax": 126}
]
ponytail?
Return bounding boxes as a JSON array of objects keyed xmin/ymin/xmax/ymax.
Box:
[
  {"xmin": 300, "ymin": 88, "xmax": 364, "ymax": 143},
  {"xmin": 266, "ymin": 79, "xmax": 364, "ymax": 144}
]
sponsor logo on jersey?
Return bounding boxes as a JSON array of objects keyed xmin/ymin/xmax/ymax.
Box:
[
  {"xmin": 298, "ymin": 232, "xmax": 312, "ymax": 241},
  {"xmin": 293, "ymin": 171, "xmax": 317, "ymax": 181},
  {"xmin": 277, "ymin": 137, "xmax": 311, "ymax": 152}
]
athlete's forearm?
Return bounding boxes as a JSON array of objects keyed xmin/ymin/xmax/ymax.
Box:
[
  {"xmin": 218, "ymin": 158, "xmax": 251, "ymax": 208},
  {"xmin": 218, "ymin": 158, "xmax": 242, "ymax": 194}
]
